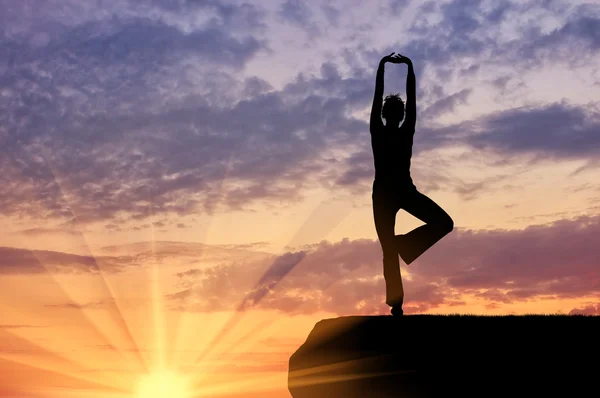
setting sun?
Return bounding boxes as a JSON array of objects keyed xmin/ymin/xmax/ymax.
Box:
[{"xmin": 134, "ymin": 370, "xmax": 191, "ymax": 398}]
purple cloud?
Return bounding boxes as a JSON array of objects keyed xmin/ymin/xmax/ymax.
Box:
[
  {"xmin": 0, "ymin": 247, "xmax": 137, "ymax": 274},
  {"xmin": 569, "ymin": 303, "xmax": 600, "ymax": 315},
  {"xmin": 1, "ymin": 0, "xmax": 599, "ymax": 229},
  {"xmin": 166, "ymin": 214, "xmax": 600, "ymax": 314}
]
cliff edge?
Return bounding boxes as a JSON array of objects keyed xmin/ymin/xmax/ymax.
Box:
[{"xmin": 288, "ymin": 315, "xmax": 598, "ymax": 397}]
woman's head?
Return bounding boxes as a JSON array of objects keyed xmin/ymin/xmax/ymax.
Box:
[{"xmin": 382, "ymin": 93, "xmax": 404, "ymax": 125}]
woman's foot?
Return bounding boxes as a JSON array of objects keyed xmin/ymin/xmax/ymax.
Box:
[{"xmin": 391, "ymin": 306, "xmax": 403, "ymax": 316}]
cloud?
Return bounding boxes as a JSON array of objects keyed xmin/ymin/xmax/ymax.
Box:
[
  {"xmin": 335, "ymin": 151, "xmax": 373, "ymax": 187},
  {"xmin": 0, "ymin": 324, "xmax": 46, "ymax": 329},
  {"xmin": 421, "ymin": 89, "xmax": 472, "ymax": 119},
  {"xmin": 44, "ymin": 298, "xmax": 118, "ymax": 310},
  {"xmin": 167, "ymin": 213, "xmax": 600, "ymax": 315},
  {"xmin": 419, "ymin": 1, "xmax": 599, "ymax": 63},
  {"xmin": 517, "ymin": 13, "xmax": 600, "ymax": 66},
  {"xmin": 320, "ymin": 4, "xmax": 341, "ymax": 27},
  {"xmin": 0, "ymin": 51, "xmax": 375, "ymax": 225},
  {"xmin": 423, "ymin": 215, "xmax": 600, "ymax": 299},
  {"xmin": 462, "ymin": 102, "xmax": 600, "ymax": 160},
  {"xmin": 10, "ymin": 227, "xmax": 86, "ymax": 238},
  {"xmin": 0, "ymin": 0, "xmax": 267, "ymax": 40},
  {"xmin": 0, "ymin": 3, "xmax": 271, "ymax": 226},
  {"xmin": 279, "ymin": 0, "xmax": 313, "ymax": 27},
  {"xmin": 0, "ymin": 247, "xmax": 137, "ymax": 274},
  {"xmin": 3, "ymin": 209, "xmax": 595, "ymax": 314},
  {"xmin": 1, "ymin": 0, "xmax": 600, "ymax": 228},
  {"xmin": 568, "ymin": 303, "xmax": 600, "ymax": 315},
  {"xmin": 98, "ymin": 240, "xmax": 273, "ymax": 269},
  {"xmin": 149, "ymin": 0, "xmax": 267, "ymax": 33},
  {"xmin": 240, "ymin": 251, "xmax": 308, "ymax": 309}
]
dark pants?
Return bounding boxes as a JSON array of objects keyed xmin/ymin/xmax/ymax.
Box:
[{"xmin": 372, "ymin": 183, "xmax": 454, "ymax": 307}]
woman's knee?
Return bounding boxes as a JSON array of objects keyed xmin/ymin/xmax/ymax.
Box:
[
  {"xmin": 432, "ymin": 214, "xmax": 453, "ymax": 234},
  {"xmin": 440, "ymin": 215, "xmax": 454, "ymax": 234}
]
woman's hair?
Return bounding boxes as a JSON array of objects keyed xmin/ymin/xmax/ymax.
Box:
[{"xmin": 382, "ymin": 93, "xmax": 405, "ymax": 121}]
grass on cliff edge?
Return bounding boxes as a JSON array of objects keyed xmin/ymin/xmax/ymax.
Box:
[{"xmin": 397, "ymin": 313, "xmax": 596, "ymax": 317}]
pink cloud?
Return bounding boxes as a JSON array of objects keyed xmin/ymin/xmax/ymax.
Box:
[
  {"xmin": 569, "ymin": 303, "xmax": 600, "ymax": 315},
  {"xmin": 168, "ymin": 213, "xmax": 600, "ymax": 315},
  {"xmin": 3, "ymin": 213, "xmax": 598, "ymax": 315}
]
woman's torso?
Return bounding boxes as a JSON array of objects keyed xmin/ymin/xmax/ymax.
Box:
[{"xmin": 371, "ymin": 123, "xmax": 416, "ymax": 191}]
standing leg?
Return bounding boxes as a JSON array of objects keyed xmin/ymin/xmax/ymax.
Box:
[
  {"xmin": 373, "ymin": 190, "xmax": 404, "ymax": 312},
  {"xmin": 396, "ymin": 189, "xmax": 454, "ymax": 265}
]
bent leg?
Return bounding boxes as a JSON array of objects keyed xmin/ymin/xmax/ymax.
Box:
[
  {"xmin": 372, "ymin": 193, "xmax": 404, "ymax": 309},
  {"xmin": 397, "ymin": 190, "xmax": 454, "ymax": 265}
]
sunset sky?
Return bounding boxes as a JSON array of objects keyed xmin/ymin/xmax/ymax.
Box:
[{"xmin": 1, "ymin": 0, "xmax": 600, "ymax": 397}]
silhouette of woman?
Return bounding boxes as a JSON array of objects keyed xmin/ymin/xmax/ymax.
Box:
[{"xmin": 370, "ymin": 52, "xmax": 454, "ymax": 316}]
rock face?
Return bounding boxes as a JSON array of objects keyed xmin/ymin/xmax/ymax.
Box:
[{"xmin": 288, "ymin": 315, "xmax": 598, "ymax": 398}]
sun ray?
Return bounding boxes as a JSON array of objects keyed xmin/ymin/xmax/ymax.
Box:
[
  {"xmin": 168, "ymin": 153, "xmax": 235, "ymax": 367},
  {"xmin": 182, "ymin": 196, "xmax": 353, "ymax": 381},
  {"xmin": 6, "ymin": 126, "xmax": 377, "ymax": 397},
  {"xmin": 186, "ymin": 318, "xmax": 273, "ymax": 384},
  {"xmin": 36, "ymin": 145, "xmax": 150, "ymax": 373},
  {"xmin": 0, "ymin": 248, "xmax": 143, "ymax": 383},
  {"xmin": 149, "ymin": 217, "xmax": 166, "ymax": 370},
  {"xmin": 287, "ymin": 351, "xmax": 419, "ymax": 391},
  {"xmin": 3, "ymin": 145, "xmax": 149, "ymax": 382},
  {"xmin": 289, "ymin": 368, "xmax": 416, "ymax": 388},
  {"xmin": 220, "ymin": 203, "xmax": 393, "ymax": 357},
  {"xmin": 189, "ymin": 352, "xmax": 412, "ymax": 397},
  {"xmin": 188, "ymin": 371, "xmax": 285, "ymax": 397},
  {"xmin": 0, "ymin": 327, "xmax": 92, "ymax": 374},
  {"xmin": 212, "ymin": 252, "xmax": 387, "ymax": 367},
  {"xmin": 0, "ymin": 331, "xmax": 130, "ymax": 392},
  {"xmin": 187, "ymin": 239, "xmax": 384, "ymax": 382},
  {"xmin": 289, "ymin": 348, "xmax": 410, "ymax": 378},
  {"xmin": 0, "ymin": 358, "xmax": 132, "ymax": 397}
]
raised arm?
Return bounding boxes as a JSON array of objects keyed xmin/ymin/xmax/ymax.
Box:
[
  {"xmin": 370, "ymin": 52, "xmax": 401, "ymax": 132},
  {"xmin": 371, "ymin": 52, "xmax": 409, "ymax": 133},
  {"xmin": 403, "ymin": 57, "xmax": 416, "ymax": 130},
  {"xmin": 369, "ymin": 56, "xmax": 387, "ymax": 133}
]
